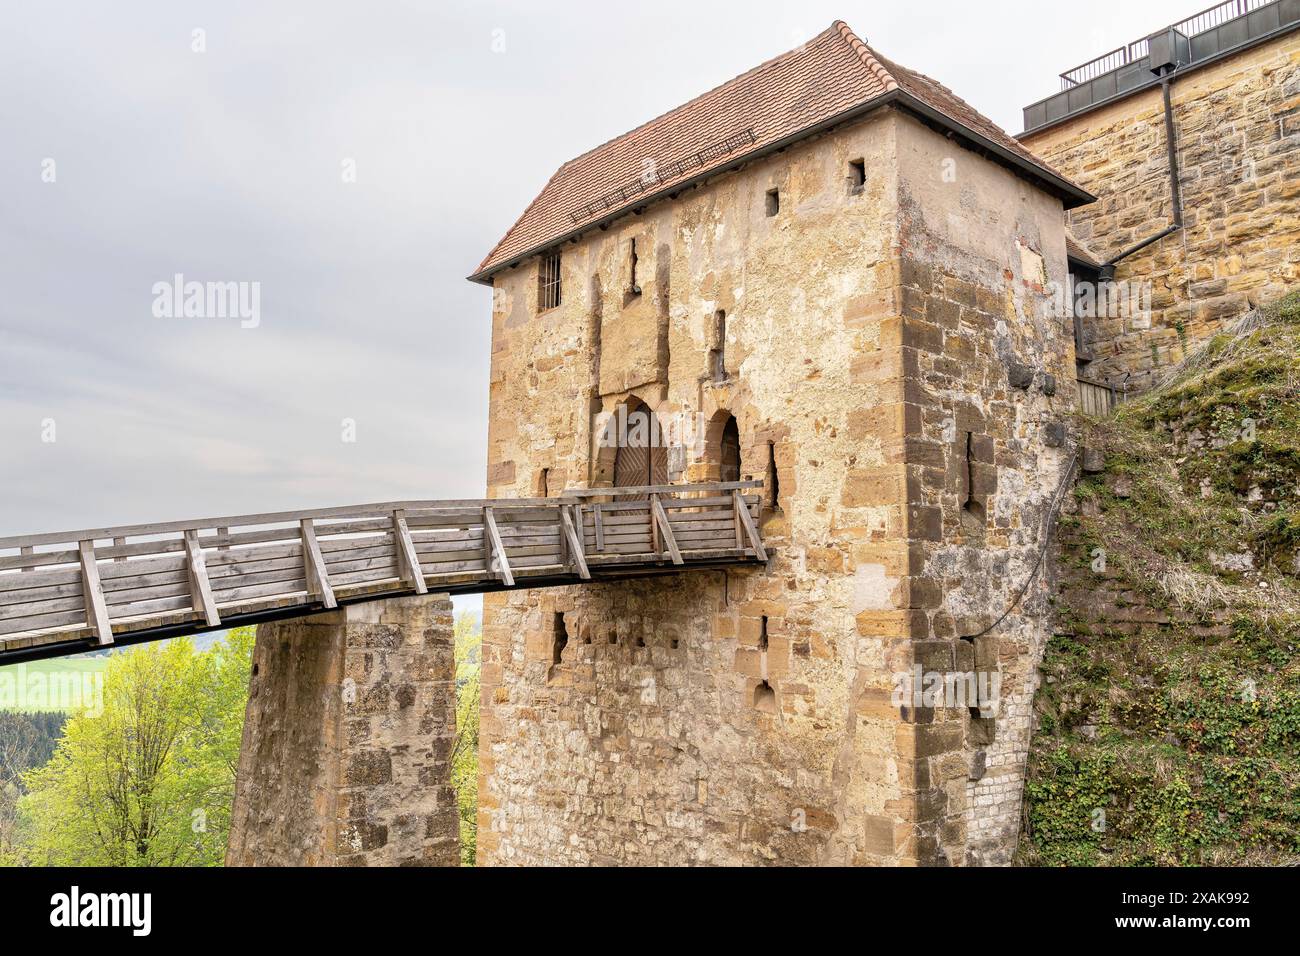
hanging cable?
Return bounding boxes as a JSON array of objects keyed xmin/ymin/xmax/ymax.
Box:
[{"xmin": 965, "ymin": 447, "xmax": 1082, "ymax": 641}]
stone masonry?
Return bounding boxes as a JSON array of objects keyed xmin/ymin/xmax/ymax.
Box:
[
  {"xmin": 226, "ymin": 596, "xmax": 459, "ymax": 866},
  {"xmin": 478, "ymin": 106, "xmax": 1076, "ymax": 865},
  {"xmin": 1021, "ymin": 30, "xmax": 1300, "ymax": 391}
]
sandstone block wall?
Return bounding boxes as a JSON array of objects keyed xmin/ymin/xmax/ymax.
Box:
[
  {"xmin": 891, "ymin": 117, "xmax": 1077, "ymax": 865},
  {"xmin": 481, "ymin": 110, "xmax": 903, "ymax": 866},
  {"xmin": 478, "ymin": 105, "xmax": 1075, "ymax": 866},
  {"xmin": 226, "ymin": 596, "xmax": 459, "ymax": 866},
  {"xmin": 1021, "ymin": 31, "xmax": 1300, "ymax": 391}
]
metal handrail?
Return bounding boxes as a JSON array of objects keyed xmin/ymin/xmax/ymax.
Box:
[
  {"xmin": 567, "ymin": 128, "xmax": 757, "ymax": 224},
  {"xmin": 1059, "ymin": 0, "xmax": 1273, "ymax": 90}
]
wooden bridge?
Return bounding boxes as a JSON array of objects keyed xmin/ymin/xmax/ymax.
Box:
[{"xmin": 0, "ymin": 481, "xmax": 767, "ymax": 663}]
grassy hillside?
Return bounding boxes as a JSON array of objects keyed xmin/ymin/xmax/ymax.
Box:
[{"xmin": 1021, "ymin": 292, "xmax": 1300, "ymax": 866}]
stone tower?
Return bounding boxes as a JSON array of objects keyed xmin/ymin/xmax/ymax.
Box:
[{"xmin": 472, "ymin": 22, "xmax": 1089, "ymax": 865}]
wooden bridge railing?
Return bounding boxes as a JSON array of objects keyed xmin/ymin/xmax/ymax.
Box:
[{"xmin": 0, "ymin": 481, "xmax": 766, "ymax": 660}]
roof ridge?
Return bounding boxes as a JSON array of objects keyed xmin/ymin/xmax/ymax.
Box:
[
  {"xmin": 867, "ymin": 45, "xmax": 1074, "ymax": 183},
  {"xmin": 471, "ymin": 20, "xmax": 1090, "ymax": 282},
  {"xmin": 872, "ymin": 48, "xmax": 970, "ymax": 110},
  {"xmin": 832, "ymin": 20, "xmax": 899, "ymax": 93},
  {"xmin": 831, "ymin": 24, "xmax": 987, "ymax": 130},
  {"xmin": 475, "ymin": 22, "xmax": 850, "ymax": 275},
  {"xmin": 556, "ymin": 23, "xmax": 843, "ymax": 172}
]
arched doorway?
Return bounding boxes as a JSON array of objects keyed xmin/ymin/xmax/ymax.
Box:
[
  {"xmin": 612, "ymin": 398, "xmax": 668, "ymax": 491},
  {"xmin": 719, "ymin": 415, "xmax": 741, "ymax": 483},
  {"xmin": 702, "ymin": 409, "xmax": 742, "ymax": 484}
]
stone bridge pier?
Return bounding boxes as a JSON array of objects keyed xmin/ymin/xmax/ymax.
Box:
[{"xmin": 226, "ymin": 595, "xmax": 460, "ymax": 866}]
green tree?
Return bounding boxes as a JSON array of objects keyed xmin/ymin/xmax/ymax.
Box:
[
  {"xmin": 450, "ymin": 612, "xmax": 480, "ymax": 866},
  {"xmin": 0, "ymin": 712, "xmax": 66, "ymax": 864},
  {"xmin": 16, "ymin": 630, "xmax": 253, "ymax": 866}
]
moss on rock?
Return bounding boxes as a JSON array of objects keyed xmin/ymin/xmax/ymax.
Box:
[{"xmin": 1020, "ymin": 293, "xmax": 1300, "ymax": 866}]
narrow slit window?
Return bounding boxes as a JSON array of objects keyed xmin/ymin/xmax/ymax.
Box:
[
  {"xmin": 765, "ymin": 188, "xmax": 780, "ymax": 217},
  {"xmin": 759, "ymin": 615, "xmax": 769, "ymax": 652},
  {"xmin": 849, "ymin": 159, "xmax": 866, "ymax": 193},
  {"xmin": 962, "ymin": 432, "xmax": 986, "ymax": 523},
  {"xmin": 766, "ymin": 440, "xmax": 780, "ymax": 511},
  {"xmin": 552, "ymin": 612, "xmax": 568, "ymax": 666},
  {"xmin": 629, "ymin": 238, "xmax": 641, "ymax": 296},
  {"xmin": 963, "ymin": 432, "xmax": 975, "ymax": 512},
  {"xmin": 538, "ymin": 251, "xmax": 562, "ymax": 311},
  {"xmin": 709, "ymin": 309, "xmax": 727, "ymax": 382}
]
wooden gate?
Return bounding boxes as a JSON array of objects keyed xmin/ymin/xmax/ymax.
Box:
[
  {"xmin": 613, "ymin": 401, "xmax": 667, "ymax": 494},
  {"xmin": 1077, "ymin": 377, "xmax": 1124, "ymax": 416}
]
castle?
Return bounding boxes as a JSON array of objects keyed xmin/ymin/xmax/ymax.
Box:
[
  {"xmin": 210, "ymin": 3, "xmax": 1300, "ymax": 868},
  {"xmin": 2, "ymin": 1, "xmax": 1292, "ymax": 872},
  {"xmin": 470, "ymin": 6, "xmax": 1300, "ymax": 866}
]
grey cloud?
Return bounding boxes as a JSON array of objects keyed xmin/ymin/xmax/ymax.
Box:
[{"xmin": 1, "ymin": 0, "xmax": 1195, "ymax": 546}]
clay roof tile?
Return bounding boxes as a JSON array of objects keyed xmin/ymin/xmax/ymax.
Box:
[{"xmin": 472, "ymin": 21, "xmax": 1087, "ymax": 282}]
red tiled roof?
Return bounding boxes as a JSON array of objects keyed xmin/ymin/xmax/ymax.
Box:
[{"xmin": 472, "ymin": 21, "xmax": 1087, "ymax": 282}]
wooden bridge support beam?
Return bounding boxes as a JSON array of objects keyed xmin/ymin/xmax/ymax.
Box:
[{"xmin": 225, "ymin": 594, "xmax": 460, "ymax": 867}]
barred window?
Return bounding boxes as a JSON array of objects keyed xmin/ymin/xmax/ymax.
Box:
[{"xmin": 538, "ymin": 251, "xmax": 562, "ymax": 311}]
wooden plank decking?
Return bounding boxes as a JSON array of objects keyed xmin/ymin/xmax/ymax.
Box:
[{"xmin": 0, "ymin": 481, "xmax": 767, "ymax": 663}]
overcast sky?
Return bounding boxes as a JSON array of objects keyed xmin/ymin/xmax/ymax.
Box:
[{"xmin": 1, "ymin": 0, "xmax": 1198, "ymax": 547}]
